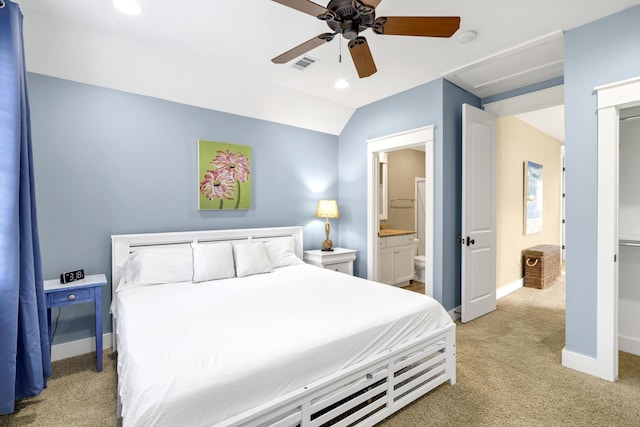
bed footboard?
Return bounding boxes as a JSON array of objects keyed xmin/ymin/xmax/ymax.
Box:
[{"xmin": 219, "ymin": 323, "xmax": 456, "ymax": 427}]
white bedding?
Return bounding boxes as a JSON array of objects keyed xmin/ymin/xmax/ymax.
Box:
[{"xmin": 114, "ymin": 263, "xmax": 452, "ymax": 427}]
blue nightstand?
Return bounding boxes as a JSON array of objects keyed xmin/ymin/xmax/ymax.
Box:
[{"xmin": 44, "ymin": 274, "xmax": 108, "ymax": 372}]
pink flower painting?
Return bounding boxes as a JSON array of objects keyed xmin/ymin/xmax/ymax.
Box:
[
  {"xmin": 198, "ymin": 141, "xmax": 251, "ymax": 210},
  {"xmin": 211, "ymin": 150, "xmax": 250, "ymax": 183},
  {"xmin": 199, "ymin": 169, "xmax": 235, "ymax": 201}
]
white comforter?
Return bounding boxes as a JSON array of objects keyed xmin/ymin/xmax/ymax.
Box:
[{"xmin": 114, "ymin": 264, "xmax": 452, "ymax": 427}]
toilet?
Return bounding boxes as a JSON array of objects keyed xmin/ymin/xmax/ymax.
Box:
[{"xmin": 414, "ymin": 255, "xmax": 426, "ymax": 282}]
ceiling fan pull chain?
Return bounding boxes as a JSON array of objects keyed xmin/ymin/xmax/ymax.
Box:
[{"xmin": 339, "ymin": 38, "xmax": 342, "ymax": 63}]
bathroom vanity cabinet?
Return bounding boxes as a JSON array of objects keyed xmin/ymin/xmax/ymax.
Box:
[{"xmin": 378, "ymin": 232, "xmax": 418, "ymax": 286}]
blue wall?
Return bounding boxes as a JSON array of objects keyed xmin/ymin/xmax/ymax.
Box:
[
  {"xmin": 28, "ymin": 73, "xmax": 339, "ymax": 344},
  {"xmin": 564, "ymin": 5, "xmax": 640, "ymax": 357},
  {"xmin": 337, "ymin": 79, "xmax": 442, "ymax": 279},
  {"xmin": 337, "ymin": 78, "xmax": 480, "ymax": 311}
]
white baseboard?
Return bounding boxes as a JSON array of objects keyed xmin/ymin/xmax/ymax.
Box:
[
  {"xmin": 561, "ymin": 347, "xmax": 616, "ymax": 382},
  {"xmin": 497, "ymin": 278, "xmax": 523, "ymax": 299},
  {"xmin": 51, "ymin": 333, "xmax": 113, "ymax": 362},
  {"xmin": 619, "ymin": 335, "xmax": 640, "ymax": 356},
  {"xmin": 448, "ymin": 306, "xmax": 461, "ymax": 322}
]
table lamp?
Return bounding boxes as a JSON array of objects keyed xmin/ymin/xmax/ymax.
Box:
[{"xmin": 316, "ymin": 200, "xmax": 339, "ymax": 251}]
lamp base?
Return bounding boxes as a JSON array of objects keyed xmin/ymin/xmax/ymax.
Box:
[{"xmin": 321, "ymin": 239, "xmax": 334, "ymax": 251}]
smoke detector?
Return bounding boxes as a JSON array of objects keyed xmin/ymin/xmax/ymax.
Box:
[{"xmin": 458, "ymin": 31, "xmax": 477, "ymax": 44}]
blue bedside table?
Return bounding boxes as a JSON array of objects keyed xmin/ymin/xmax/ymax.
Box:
[{"xmin": 44, "ymin": 274, "xmax": 108, "ymax": 372}]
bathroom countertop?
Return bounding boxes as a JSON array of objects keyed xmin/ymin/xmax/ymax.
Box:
[{"xmin": 379, "ymin": 229, "xmax": 416, "ymax": 237}]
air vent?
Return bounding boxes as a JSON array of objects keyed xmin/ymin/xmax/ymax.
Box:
[{"xmin": 292, "ymin": 56, "xmax": 317, "ymax": 71}]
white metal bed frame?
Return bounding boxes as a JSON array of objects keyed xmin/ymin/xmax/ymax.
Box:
[{"xmin": 111, "ymin": 226, "xmax": 456, "ymax": 427}]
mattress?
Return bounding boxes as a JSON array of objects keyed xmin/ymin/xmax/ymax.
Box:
[{"xmin": 114, "ymin": 263, "xmax": 452, "ymax": 426}]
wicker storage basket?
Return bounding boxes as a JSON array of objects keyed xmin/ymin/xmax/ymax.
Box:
[{"xmin": 523, "ymin": 245, "xmax": 561, "ymax": 289}]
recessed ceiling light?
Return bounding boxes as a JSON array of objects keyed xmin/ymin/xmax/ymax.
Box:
[
  {"xmin": 334, "ymin": 79, "xmax": 350, "ymax": 89},
  {"xmin": 113, "ymin": 0, "xmax": 142, "ymax": 15}
]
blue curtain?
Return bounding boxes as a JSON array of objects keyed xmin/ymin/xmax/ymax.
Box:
[{"xmin": 0, "ymin": 0, "xmax": 51, "ymax": 415}]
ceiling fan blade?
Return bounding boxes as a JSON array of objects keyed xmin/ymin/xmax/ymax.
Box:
[
  {"xmin": 271, "ymin": 0, "xmax": 328, "ymax": 18},
  {"xmin": 373, "ymin": 16, "xmax": 461, "ymax": 37},
  {"xmin": 348, "ymin": 37, "xmax": 377, "ymax": 78},
  {"xmin": 271, "ymin": 33, "xmax": 335, "ymax": 64}
]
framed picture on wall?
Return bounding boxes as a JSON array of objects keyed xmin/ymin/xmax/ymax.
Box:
[
  {"xmin": 198, "ymin": 140, "xmax": 251, "ymax": 210},
  {"xmin": 524, "ymin": 160, "xmax": 543, "ymax": 234}
]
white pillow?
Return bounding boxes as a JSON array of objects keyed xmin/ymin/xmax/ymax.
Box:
[
  {"xmin": 191, "ymin": 241, "xmax": 235, "ymax": 283},
  {"xmin": 232, "ymin": 242, "xmax": 273, "ymax": 278},
  {"xmin": 117, "ymin": 246, "xmax": 192, "ymax": 291},
  {"xmin": 264, "ymin": 237, "xmax": 303, "ymax": 268}
]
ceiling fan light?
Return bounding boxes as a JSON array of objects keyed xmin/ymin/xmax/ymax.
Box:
[
  {"xmin": 113, "ymin": 0, "xmax": 142, "ymax": 16},
  {"xmin": 334, "ymin": 79, "xmax": 350, "ymax": 89}
]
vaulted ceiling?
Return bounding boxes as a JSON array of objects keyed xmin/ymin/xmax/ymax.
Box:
[{"xmin": 18, "ymin": 0, "xmax": 640, "ymax": 135}]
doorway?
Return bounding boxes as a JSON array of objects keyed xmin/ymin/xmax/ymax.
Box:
[
  {"xmin": 588, "ymin": 76, "xmax": 640, "ymax": 382},
  {"xmin": 484, "ymin": 86, "xmax": 566, "ymax": 301},
  {"xmin": 366, "ymin": 126, "xmax": 434, "ymax": 295}
]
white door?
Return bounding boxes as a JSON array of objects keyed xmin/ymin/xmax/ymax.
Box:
[
  {"xmin": 461, "ymin": 104, "xmax": 497, "ymax": 323},
  {"xmin": 394, "ymin": 245, "xmax": 416, "ymax": 284}
]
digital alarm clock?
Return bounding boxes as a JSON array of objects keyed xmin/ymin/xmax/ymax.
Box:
[{"xmin": 60, "ymin": 269, "xmax": 85, "ymax": 284}]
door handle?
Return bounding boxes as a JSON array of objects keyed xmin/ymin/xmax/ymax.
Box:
[{"xmin": 466, "ymin": 236, "xmax": 475, "ymax": 246}]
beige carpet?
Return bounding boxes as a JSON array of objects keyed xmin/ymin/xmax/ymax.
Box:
[
  {"xmin": 380, "ymin": 278, "xmax": 640, "ymax": 426},
  {"xmin": 2, "ymin": 276, "xmax": 639, "ymax": 426},
  {"xmin": 0, "ymin": 350, "xmax": 119, "ymax": 427}
]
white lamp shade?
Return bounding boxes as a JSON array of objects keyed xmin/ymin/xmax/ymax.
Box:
[{"xmin": 316, "ymin": 200, "xmax": 339, "ymax": 219}]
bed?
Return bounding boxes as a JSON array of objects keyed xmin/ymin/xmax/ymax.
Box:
[{"xmin": 111, "ymin": 226, "xmax": 456, "ymax": 427}]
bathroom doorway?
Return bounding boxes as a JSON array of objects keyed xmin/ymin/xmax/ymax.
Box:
[{"xmin": 366, "ymin": 126, "xmax": 434, "ymax": 296}]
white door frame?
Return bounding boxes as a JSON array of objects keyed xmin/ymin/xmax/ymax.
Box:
[
  {"xmin": 564, "ymin": 76, "xmax": 640, "ymax": 382},
  {"xmin": 560, "ymin": 146, "xmax": 566, "ymax": 262},
  {"xmin": 366, "ymin": 126, "xmax": 434, "ymax": 289},
  {"xmin": 415, "ymin": 177, "xmax": 427, "ymax": 254}
]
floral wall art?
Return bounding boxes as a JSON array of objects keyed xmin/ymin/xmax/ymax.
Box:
[{"xmin": 198, "ymin": 140, "xmax": 251, "ymax": 210}]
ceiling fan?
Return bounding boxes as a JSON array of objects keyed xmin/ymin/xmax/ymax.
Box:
[{"xmin": 271, "ymin": 0, "xmax": 461, "ymax": 78}]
